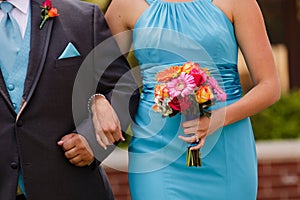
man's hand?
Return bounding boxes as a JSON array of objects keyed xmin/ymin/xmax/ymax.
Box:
[
  {"xmin": 57, "ymin": 133, "xmax": 94, "ymax": 167},
  {"xmin": 91, "ymin": 94, "xmax": 124, "ymax": 150}
]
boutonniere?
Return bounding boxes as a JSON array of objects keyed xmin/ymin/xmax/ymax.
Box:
[{"xmin": 39, "ymin": 0, "xmax": 59, "ymax": 30}]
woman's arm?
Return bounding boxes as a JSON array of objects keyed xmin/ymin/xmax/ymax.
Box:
[
  {"xmin": 105, "ymin": 0, "xmax": 132, "ymax": 53},
  {"xmin": 180, "ymin": 0, "xmax": 280, "ymax": 149},
  {"xmin": 224, "ymin": 0, "xmax": 280, "ymax": 125}
]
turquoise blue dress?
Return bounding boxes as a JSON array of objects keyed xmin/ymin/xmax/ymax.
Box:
[{"xmin": 128, "ymin": 0, "xmax": 258, "ymax": 199}]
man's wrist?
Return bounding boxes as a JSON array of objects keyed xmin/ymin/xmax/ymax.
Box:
[{"xmin": 88, "ymin": 158, "xmax": 101, "ymax": 170}]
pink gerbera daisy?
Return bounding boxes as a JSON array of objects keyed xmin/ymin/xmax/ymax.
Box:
[
  {"xmin": 167, "ymin": 73, "xmax": 196, "ymax": 98},
  {"xmin": 208, "ymin": 77, "xmax": 227, "ymax": 101}
]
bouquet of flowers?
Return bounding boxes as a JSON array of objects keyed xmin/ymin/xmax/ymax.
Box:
[{"xmin": 152, "ymin": 62, "xmax": 227, "ymax": 167}]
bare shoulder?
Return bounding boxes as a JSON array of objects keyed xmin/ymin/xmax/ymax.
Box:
[
  {"xmin": 108, "ymin": 0, "xmax": 129, "ymax": 11},
  {"xmin": 230, "ymin": 0, "xmax": 263, "ymax": 22},
  {"xmin": 212, "ymin": 0, "xmax": 261, "ymax": 23},
  {"xmin": 106, "ymin": 0, "xmax": 149, "ymax": 30},
  {"xmin": 105, "ymin": 0, "xmax": 129, "ymax": 21},
  {"xmin": 212, "ymin": 0, "xmax": 234, "ymax": 22},
  {"xmin": 231, "ymin": 0, "xmax": 260, "ymax": 9}
]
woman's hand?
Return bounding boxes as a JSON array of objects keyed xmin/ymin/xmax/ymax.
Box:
[
  {"xmin": 179, "ymin": 108, "xmax": 226, "ymax": 150},
  {"xmin": 91, "ymin": 95, "xmax": 124, "ymax": 150},
  {"xmin": 179, "ymin": 116, "xmax": 210, "ymax": 150}
]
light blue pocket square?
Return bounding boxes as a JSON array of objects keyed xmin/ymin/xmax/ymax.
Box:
[{"xmin": 58, "ymin": 42, "xmax": 80, "ymax": 59}]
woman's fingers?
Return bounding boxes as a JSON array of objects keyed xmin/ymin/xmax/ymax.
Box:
[
  {"xmin": 190, "ymin": 136, "xmax": 206, "ymax": 150},
  {"xmin": 178, "ymin": 134, "xmax": 200, "ymax": 143}
]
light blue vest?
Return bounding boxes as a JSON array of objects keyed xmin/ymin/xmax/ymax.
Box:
[
  {"xmin": 1, "ymin": 11, "xmax": 31, "ymax": 113},
  {"xmin": 0, "ymin": 10, "xmax": 31, "ymax": 196}
]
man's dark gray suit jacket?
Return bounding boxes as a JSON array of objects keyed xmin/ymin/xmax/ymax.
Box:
[{"xmin": 0, "ymin": 0, "xmax": 139, "ymax": 199}]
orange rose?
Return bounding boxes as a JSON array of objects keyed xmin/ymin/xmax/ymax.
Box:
[
  {"xmin": 48, "ymin": 7, "xmax": 59, "ymax": 17},
  {"xmin": 152, "ymin": 104, "xmax": 160, "ymax": 112},
  {"xmin": 195, "ymin": 86, "xmax": 214, "ymax": 103}
]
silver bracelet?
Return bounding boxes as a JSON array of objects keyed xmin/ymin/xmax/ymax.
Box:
[{"xmin": 87, "ymin": 93, "xmax": 106, "ymax": 113}]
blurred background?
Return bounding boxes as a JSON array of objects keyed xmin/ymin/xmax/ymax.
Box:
[{"xmin": 83, "ymin": 0, "xmax": 300, "ymax": 199}]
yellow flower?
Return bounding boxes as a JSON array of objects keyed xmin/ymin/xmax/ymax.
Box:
[
  {"xmin": 181, "ymin": 62, "xmax": 199, "ymax": 74},
  {"xmin": 154, "ymin": 84, "xmax": 170, "ymax": 99},
  {"xmin": 195, "ymin": 86, "xmax": 214, "ymax": 103}
]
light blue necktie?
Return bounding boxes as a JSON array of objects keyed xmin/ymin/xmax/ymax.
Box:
[{"xmin": 0, "ymin": 1, "xmax": 22, "ymax": 71}]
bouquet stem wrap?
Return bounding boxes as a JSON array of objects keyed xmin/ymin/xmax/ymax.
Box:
[{"xmin": 186, "ymin": 114, "xmax": 202, "ymax": 167}]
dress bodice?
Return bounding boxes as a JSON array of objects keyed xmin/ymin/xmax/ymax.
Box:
[{"xmin": 133, "ymin": 0, "xmax": 242, "ymax": 101}]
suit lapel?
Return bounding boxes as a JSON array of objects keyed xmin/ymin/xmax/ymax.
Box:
[{"xmin": 19, "ymin": 0, "xmax": 54, "ymax": 117}]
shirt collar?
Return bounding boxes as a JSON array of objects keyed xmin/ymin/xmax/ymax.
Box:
[{"xmin": 6, "ymin": 0, "xmax": 30, "ymax": 14}]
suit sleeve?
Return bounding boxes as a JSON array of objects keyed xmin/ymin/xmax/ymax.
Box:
[{"xmin": 75, "ymin": 5, "xmax": 139, "ymax": 163}]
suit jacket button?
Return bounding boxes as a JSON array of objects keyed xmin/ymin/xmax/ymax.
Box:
[
  {"xmin": 17, "ymin": 120, "xmax": 23, "ymax": 127},
  {"xmin": 11, "ymin": 162, "xmax": 18, "ymax": 169}
]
